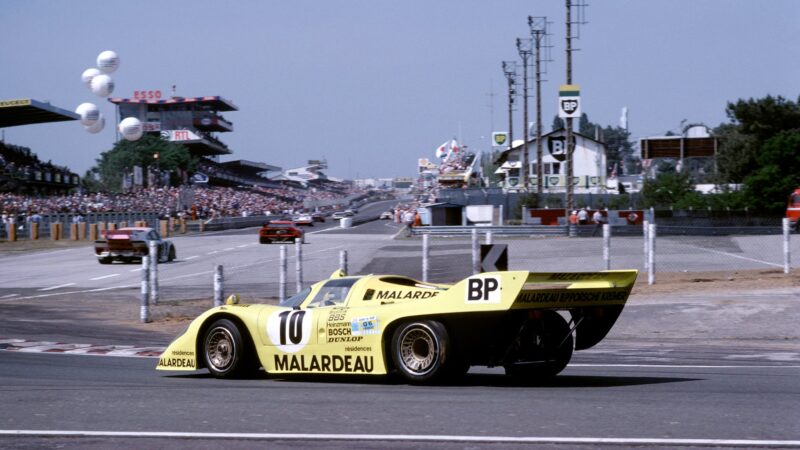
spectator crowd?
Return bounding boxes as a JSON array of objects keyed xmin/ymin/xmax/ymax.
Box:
[{"xmin": 1, "ymin": 184, "xmax": 365, "ymax": 221}]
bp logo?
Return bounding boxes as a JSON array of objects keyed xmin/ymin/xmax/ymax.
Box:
[
  {"xmin": 492, "ymin": 132, "xmax": 508, "ymax": 146},
  {"xmin": 560, "ymin": 98, "xmax": 579, "ymax": 115},
  {"xmin": 548, "ymin": 136, "xmax": 567, "ymax": 162},
  {"xmin": 267, "ymin": 310, "xmax": 312, "ymax": 353}
]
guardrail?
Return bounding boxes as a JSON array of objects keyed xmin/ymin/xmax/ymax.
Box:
[{"xmin": 411, "ymin": 225, "xmax": 569, "ymax": 237}]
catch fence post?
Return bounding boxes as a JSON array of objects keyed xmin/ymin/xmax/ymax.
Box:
[
  {"xmin": 486, "ymin": 230, "xmax": 493, "ymax": 245},
  {"xmin": 295, "ymin": 240, "xmax": 303, "ymax": 293},
  {"xmin": 140, "ymin": 256, "xmax": 150, "ymax": 323},
  {"xmin": 213, "ymin": 264, "xmax": 224, "ymax": 307},
  {"xmin": 603, "ymin": 223, "xmax": 611, "ymax": 270},
  {"xmin": 783, "ymin": 218, "xmax": 791, "ymax": 274},
  {"xmin": 471, "ymin": 229, "xmax": 479, "ymax": 274},
  {"xmin": 339, "ymin": 250, "xmax": 348, "ymax": 276},
  {"xmin": 279, "ymin": 245, "xmax": 287, "ymax": 303},
  {"xmin": 643, "ymin": 220, "xmax": 650, "ymax": 272},
  {"xmin": 149, "ymin": 241, "xmax": 159, "ymax": 305},
  {"xmin": 648, "ymin": 223, "xmax": 656, "ymax": 285},
  {"xmin": 422, "ymin": 234, "xmax": 430, "ymax": 282}
]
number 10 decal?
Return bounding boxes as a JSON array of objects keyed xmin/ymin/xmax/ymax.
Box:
[{"xmin": 267, "ymin": 310, "xmax": 312, "ymax": 353}]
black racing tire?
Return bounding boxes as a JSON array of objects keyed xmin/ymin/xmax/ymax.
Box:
[
  {"xmin": 504, "ymin": 311, "xmax": 573, "ymax": 380},
  {"xmin": 168, "ymin": 246, "xmax": 176, "ymax": 262},
  {"xmin": 203, "ymin": 318, "xmax": 251, "ymax": 379},
  {"xmin": 259, "ymin": 237, "xmax": 270, "ymax": 244},
  {"xmin": 391, "ymin": 320, "xmax": 451, "ymax": 384},
  {"xmin": 98, "ymin": 257, "xmax": 113, "ymax": 265}
]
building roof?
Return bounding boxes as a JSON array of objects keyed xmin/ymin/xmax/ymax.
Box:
[
  {"xmin": 495, "ymin": 129, "xmax": 607, "ymax": 164},
  {"xmin": 221, "ymin": 160, "xmax": 281, "ymax": 175},
  {"xmin": 108, "ymin": 96, "xmax": 238, "ymax": 111},
  {"xmin": 0, "ymin": 98, "xmax": 79, "ymax": 128}
]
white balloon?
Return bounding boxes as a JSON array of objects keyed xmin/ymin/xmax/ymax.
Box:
[
  {"xmin": 90, "ymin": 74, "xmax": 114, "ymax": 97},
  {"xmin": 85, "ymin": 114, "xmax": 105, "ymax": 134},
  {"xmin": 96, "ymin": 50, "xmax": 120, "ymax": 74},
  {"xmin": 75, "ymin": 103, "xmax": 100, "ymax": 126},
  {"xmin": 118, "ymin": 117, "xmax": 143, "ymax": 141},
  {"xmin": 81, "ymin": 68, "xmax": 101, "ymax": 88}
]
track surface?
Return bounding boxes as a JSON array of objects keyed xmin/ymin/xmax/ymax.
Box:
[{"xmin": 1, "ymin": 203, "xmax": 799, "ymax": 449}]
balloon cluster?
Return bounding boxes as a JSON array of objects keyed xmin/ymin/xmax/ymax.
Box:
[{"xmin": 75, "ymin": 50, "xmax": 142, "ymax": 141}]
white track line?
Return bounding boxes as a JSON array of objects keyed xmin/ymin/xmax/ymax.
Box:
[
  {"xmin": 0, "ymin": 431, "xmax": 798, "ymax": 447},
  {"xmin": 37, "ymin": 283, "xmax": 76, "ymax": 291},
  {"xmin": 0, "ymin": 294, "xmax": 20, "ymax": 299},
  {"xmin": 89, "ymin": 274, "xmax": 120, "ymax": 281},
  {"xmin": 569, "ymin": 364, "xmax": 800, "ymax": 369},
  {"xmin": 184, "ymin": 255, "xmax": 199, "ymax": 260}
]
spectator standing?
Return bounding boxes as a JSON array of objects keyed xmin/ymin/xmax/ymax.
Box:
[
  {"xmin": 577, "ymin": 208, "xmax": 589, "ymax": 225},
  {"xmin": 592, "ymin": 209, "xmax": 606, "ymax": 237}
]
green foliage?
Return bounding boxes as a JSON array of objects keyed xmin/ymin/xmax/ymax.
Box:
[
  {"xmin": 712, "ymin": 123, "xmax": 757, "ymax": 183},
  {"xmin": 91, "ymin": 135, "xmax": 196, "ymax": 192},
  {"xmin": 640, "ymin": 172, "xmax": 697, "ymax": 208},
  {"xmin": 551, "ymin": 115, "xmax": 564, "ymax": 131},
  {"xmin": 725, "ymin": 95, "xmax": 800, "ymax": 142},
  {"xmin": 517, "ymin": 192, "xmax": 539, "ymax": 209},
  {"xmin": 742, "ymin": 131, "xmax": 800, "ymax": 211}
]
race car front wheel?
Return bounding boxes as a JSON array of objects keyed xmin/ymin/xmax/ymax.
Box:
[
  {"xmin": 391, "ymin": 320, "xmax": 450, "ymax": 384},
  {"xmin": 203, "ymin": 318, "xmax": 250, "ymax": 378}
]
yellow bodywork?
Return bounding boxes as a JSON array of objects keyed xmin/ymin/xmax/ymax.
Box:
[{"xmin": 157, "ymin": 269, "xmax": 637, "ymax": 376}]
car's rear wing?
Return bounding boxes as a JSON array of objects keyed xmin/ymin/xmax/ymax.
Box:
[{"xmin": 511, "ymin": 270, "xmax": 637, "ymax": 310}]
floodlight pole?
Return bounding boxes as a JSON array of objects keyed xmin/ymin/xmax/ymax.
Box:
[
  {"xmin": 502, "ymin": 61, "xmax": 516, "ymax": 185},
  {"xmin": 529, "ymin": 16, "xmax": 547, "ymax": 194},
  {"xmin": 565, "ymin": 0, "xmax": 575, "ymax": 212},
  {"xmin": 517, "ymin": 38, "xmax": 532, "ymax": 191}
]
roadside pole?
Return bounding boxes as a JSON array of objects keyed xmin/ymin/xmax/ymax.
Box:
[
  {"xmin": 279, "ymin": 245, "xmax": 287, "ymax": 303},
  {"xmin": 422, "ymin": 234, "xmax": 430, "ymax": 282},
  {"xmin": 643, "ymin": 220, "xmax": 650, "ymax": 272},
  {"xmin": 783, "ymin": 218, "xmax": 791, "ymax": 274},
  {"xmin": 295, "ymin": 240, "xmax": 303, "ymax": 293},
  {"xmin": 486, "ymin": 230, "xmax": 493, "ymax": 245},
  {"xmin": 648, "ymin": 223, "xmax": 656, "ymax": 285},
  {"xmin": 471, "ymin": 229, "xmax": 480, "ymax": 275},
  {"xmin": 148, "ymin": 241, "xmax": 159, "ymax": 305},
  {"xmin": 603, "ymin": 223, "xmax": 611, "ymax": 270},
  {"xmin": 213, "ymin": 264, "xmax": 224, "ymax": 307},
  {"xmin": 339, "ymin": 250, "xmax": 348, "ymax": 276},
  {"xmin": 140, "ymin": 256, "xmax": 150, "ymax": 323}
]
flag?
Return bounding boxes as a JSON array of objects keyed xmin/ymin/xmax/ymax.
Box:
[
  {"xmin": 450, "ymin": 139, "xmax": 459, "ymax": 153},
  {"xmin": 435, "ymin": 141, "xmax": 449, "ymax": 158}
]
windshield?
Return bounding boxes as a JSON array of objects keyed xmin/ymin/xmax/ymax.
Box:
[
  {"xmin": 306, "ymin": 278, "xmax": 359, "ymax": 308},
  {"xmin": 280, "ymin": 287, "xmax": 311, "ymax": 308}
]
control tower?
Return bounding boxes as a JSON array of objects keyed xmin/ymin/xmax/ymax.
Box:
[{"xmin": 108, "ymin": 94, "xmax": 237, "ymax": 159}]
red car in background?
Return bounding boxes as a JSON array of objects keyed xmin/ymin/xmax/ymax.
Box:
[{"xmin": 259, "ymin": 221, "xmax": 304, "ymax": 244}]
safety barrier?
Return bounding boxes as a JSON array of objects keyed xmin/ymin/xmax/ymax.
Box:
[{"xmin": 411, "ymin": 225, "xmax": 569, "ymax": 237}]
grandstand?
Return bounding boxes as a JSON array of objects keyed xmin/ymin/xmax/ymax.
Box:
[{"xmin": 0, "ymin": 98, "xmax": 81, "ymax": 195}]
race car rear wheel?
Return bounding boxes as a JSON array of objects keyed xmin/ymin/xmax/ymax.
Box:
[
  {"xmin": 98, "ymin": 257, "xmax": 112, "ymax": 265},
  {"xmin": 391, "ymin": 320, "xmax": 451, "ymax": 384},
  {"xmin": 167, "ymin": 246, "xmax": 176, "ymax": 262},
  {"xmin": 203, "ymin": 318, "xmax": 249, "ymax": 379},
  {"xmin": 504, "ymin": 311, "xmax": 573, "ymax": 380}
]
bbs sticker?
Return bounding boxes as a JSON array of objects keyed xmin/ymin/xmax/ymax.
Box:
[{"xmin": 267, "ymin": 310, "xmax": 312, "ymax": 353}]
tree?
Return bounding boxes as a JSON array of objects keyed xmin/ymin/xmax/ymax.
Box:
[
  {"xmin": 640, "ymin": 172, "xmax": 701, "ymax": 208},
  {"xmin": 551, "ymin": 115, "xmax": 564, "ymax": 132},
  {"xmin": 91, "ymin": 135, "xmax": 196, "ymax": 192},
  {"xmin": 711, "ymin": 123, "xmax": 757, "ymax": 183},
  {"xmin": 742, "ymin": 130, "xmax": 800, "ymax": 211},
  {"xmin": 725, "ymin": 95, "xmax": 800, "ymax": 142}
]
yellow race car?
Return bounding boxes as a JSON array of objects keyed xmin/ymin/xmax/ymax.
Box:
[{"xmin": 157, "ymin": 269, "xmax": 637, "ymax": 383}]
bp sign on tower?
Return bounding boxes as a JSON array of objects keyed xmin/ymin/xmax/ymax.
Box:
[{"xmin": 558, "ymin": 84, "xmax": 581, "ymax": 118}]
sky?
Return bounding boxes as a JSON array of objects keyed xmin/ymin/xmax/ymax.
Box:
[{"xmin": 1, "ymin": 1, "xmax": 799, "ymax": 180}]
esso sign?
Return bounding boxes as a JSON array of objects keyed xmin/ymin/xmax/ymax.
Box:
[{"xmin": 133, "ymin": 90, "xmax": 163, "ymax": 100}]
